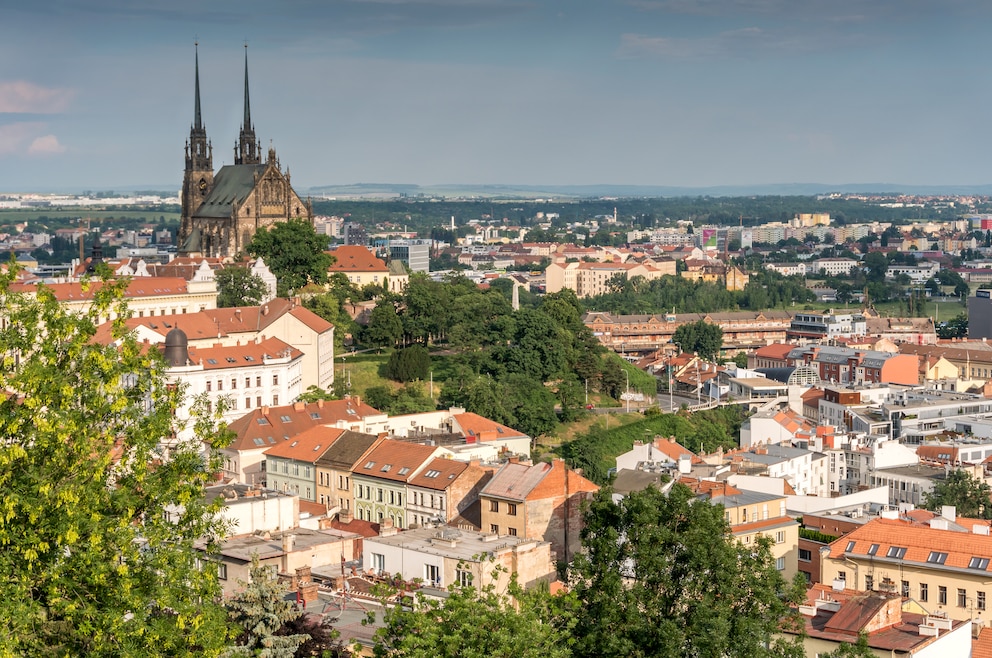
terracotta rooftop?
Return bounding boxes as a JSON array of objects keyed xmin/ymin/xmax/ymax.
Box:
[
  {"xmin": 328, "ymin": 245, "xmax": 388, "ymax": 273},
  {"xmin": 481, "ymin": 459, "xmax": 597, "ymax": 503},
  {"xmin": 180, "ymin": 336, "xmax": 302, "ymax": 370},
  {"xmin": 451, "ymin": 412, "xmax": 528, "ymax": 441},
  {"xmin": 753, "ymin": 342, "xmax": 796, "ymax": 361},
  {"xmin": 826, "ymin": 517, "xmax": 992, "ymax": 570},
  {"xmin": 225, "ymin": 398, "xmax": 383, "ymax": 453},
  {"xmin": 407, "ymin": 457, "xmax": 469, "ymax": 490},
  {"xmin": 13, "ymin": 277, "xmax": 190, "ymax": 300},
  {"xmin": 353, "ymin": 441, "xmax": 440, "ymax": 483},
  {"xmin": 264, "ymin": 425, "xmax": 346, "ymax": 462}
]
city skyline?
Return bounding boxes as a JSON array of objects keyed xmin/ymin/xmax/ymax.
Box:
[{"xmin": 2, "ymin": 0, "xmax": 992, "ymax": 192}]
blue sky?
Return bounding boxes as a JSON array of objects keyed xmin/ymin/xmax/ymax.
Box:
[{"xmin": 2, "ymin": 0, "xmax": 992, "ymax": 192}]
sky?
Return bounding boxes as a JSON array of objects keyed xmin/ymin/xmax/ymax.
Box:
[{"xmin": 2, "ymin": 0, "xmax": 992, "ymax": 193}]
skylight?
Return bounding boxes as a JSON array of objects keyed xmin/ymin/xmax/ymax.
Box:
[
  {"xmin": 280, "ymin": 415, "xmax": 292, "ymax": 423},
  {"xmin": 364, "ymin": 461, "xmax": 375, "ymax": 469},
  {"xmin": 310, "ymin": 412, "xmax": 321, "ymax": 419},
  {"xmin": 969, "ymin": 557, "xmax": 990, "ymax": 570},
  {"xmin": 927, "ymin": 551, "xmax": 948, "ymax": 564},
  {"xmin": 244, "ymin": 355, "xmax": 254, "ymax": 362},
  {"xmin": 867, "ymin": 543, "xmax": 879, "ymax": 556},
  {"xmin": 256, "ymin": 418, "xmax": 269, "ymax": 425},
  {"xmin": 398, "ymin": 467, "xmax": 410, "ymax": 476},
  {"xmin": 380, "ymin": 464, "xmax": 392, "ymax": 472},
  {"xmin": 424, "ymin": 470, "xmax": 441, "ymax": 478},
  {"xmin": 886, "ymin": 546, "xmax": 907, "ymax": 559},
  {"xmin": 207, "ymin": 358, "xmax": 218, "ymax": 365},
  {"xmin": 845, "ymin": 541, "xmax": 856, "ymax": 553}
]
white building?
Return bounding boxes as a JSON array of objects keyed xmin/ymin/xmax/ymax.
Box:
[{"xmin": 161, "ymin": 330, "xmax": 304, "ymax": 446}]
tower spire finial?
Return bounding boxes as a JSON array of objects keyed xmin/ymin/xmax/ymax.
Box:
[
  {"xmin": 194, "ymin": 41, "xmax": 203, "ymax": 131},
  {"xmin": 235, "ymin": 41, "xmax": 260, "ymax": 165},
  {"xmin": 242, "ymin": 42, "xmax": 251, "ymax": 130}
]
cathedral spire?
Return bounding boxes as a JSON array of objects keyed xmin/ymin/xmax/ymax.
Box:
[
  {"xmin": 235, "ymin": 43, "xmax": 260, "ymax": 165},
  {"xmin": 242, "ymin": 43, "xmax": 251, "ymax": 132},
  {"xmin": 194, "ymin": 42, "xmax": 203, "ymax": 131},
  {"xmin": 186, "ymin": 42, "xmax": 211, "ymax": 173}
]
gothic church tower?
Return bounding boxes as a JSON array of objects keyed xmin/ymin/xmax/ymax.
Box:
[
  {"xmin": 180, "ymin": 43, "xmax": 213, "ymax": 245},
  {"xmin": 234, "ymin": 45, "xmax": 260, "ymax": 165}
]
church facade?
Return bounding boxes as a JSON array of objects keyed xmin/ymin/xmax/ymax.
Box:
[{"xmin": 179, "ymin": 46, "xmax": 311, "ymax": 259}]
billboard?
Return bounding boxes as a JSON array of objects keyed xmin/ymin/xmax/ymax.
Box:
[{"xmin": 702, "ymin": 228, "xmax": 718, "ymax": 250}]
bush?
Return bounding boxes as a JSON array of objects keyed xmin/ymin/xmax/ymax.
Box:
[{"xmin": 383, "ymin": 345, "xmax": 430, "ymax": 382}]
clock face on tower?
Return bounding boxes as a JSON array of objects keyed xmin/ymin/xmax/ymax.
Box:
[{"xmin": 198, "ymin": 178, "xmax": 207, "ymax": 193}]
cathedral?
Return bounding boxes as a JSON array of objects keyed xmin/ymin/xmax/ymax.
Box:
[{"xmin": 179, "ymin": 46, "xmax": 311, "ymax": 259}]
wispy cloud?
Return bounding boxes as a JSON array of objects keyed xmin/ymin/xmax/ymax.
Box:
[
  {"xmin": 617, "ymin": 27, "xmax": 807, "ymax": 59},
  {"xmin": 27, "ymin": 134, "xmax": 66, "ymax": 155},
  {"xmin": 0, "ymin": 81, "xmax": 74, "ymax": 114},
  {"xmin": 0, "ymin": 122, "xmax": 65, "ymax": 157}
]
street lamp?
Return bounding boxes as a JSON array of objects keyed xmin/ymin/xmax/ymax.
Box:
[{"xmin": 625, "ymin": 370, "xmax": 630, "ymax": 413}]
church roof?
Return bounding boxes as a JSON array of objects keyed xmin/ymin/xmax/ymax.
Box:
[{"xmin": 194, "ymin": 164, "xmax": 269, "ymax": 218}]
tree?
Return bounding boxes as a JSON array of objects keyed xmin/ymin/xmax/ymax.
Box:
[
  {"xmin": 384, "ymin": 345, "xmax": 430, "ymax": 383},
  {"xmin": 672, "ymin": 319, "xmax": 724, "ymax": 362},
  {"xmin": 568, "ymin": 485, "xmax": 805, "ymax": 658},
  {"xmin": 226, "ymin": 556, "xmax": 310, "ymax": 657},
  {"xmin": 246, "ymin": 219, "xmax": 332, "ymax": 296},
  {"xmin": 370, "ymin": 567, "xmax": 574, "ymax": 658},
  {"xmin": 363, "ymin": 301, "xmax": 404, "ymax": 350},
  {"xmin": 923, "ymin": 469, "xmax": 992, "ymax": 519},
  {"xmin": 217, "ymin": 265, "xmax": 269, "ymax": 307},
  {"xmin": 820, "ymin": 633, "xmax": 874, "ymax": 657},
  {"xmin": 0, "ymin": 273, "xmax": 232, "ymax": 656},
  {"xmin": 732, "ymin": 352, "xmax": 748, "ymax": 368}
]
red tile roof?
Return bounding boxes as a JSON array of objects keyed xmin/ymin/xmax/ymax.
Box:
[
  {"xmin": 13, "ymin": 277, "xmax": 190, "ymax": 300},
  {"xmin": 225, "ymin": 398, "xmax": 383, "ymax": 453},
  {"xmin": 407, "ymin": 457, "xmax": 469, "ymax": 490},
  {"xmin": 827, "ymin": 517, "xmax": 992, "ymax": 569},
  {"xmin": 328, "ymin": 245, "xmax": 388, "ymax": 273},
  {"xmin": 264, "ymin": 425, "xmax": 346, "ymax": 462},
  {"xmin": 183, "ymin": 337, "xmax": 302, "ymax": 370},
  {"xmin": 353, "ymin": 441, "xmax": 439, "ymax": 483},
  {"xmin": 451, "ymin": 412, "xmax": 528, "ymax": 441}
]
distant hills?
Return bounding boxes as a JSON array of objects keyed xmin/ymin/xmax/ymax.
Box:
[{"xmin": 303, "ymin": 182, "xmax": 992, "ymax": 199}]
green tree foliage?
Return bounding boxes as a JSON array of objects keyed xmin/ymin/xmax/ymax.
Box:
[
  {"xmin": 226, "ymin": 557, "xmax": 310, "ymax": 657},
  {"xmin": 936, "ymin": 312, "xmax": 968, "ymax": 339},
  {"xmin": 384, "ymin": 346, "xmax": 431, "ymax": 383},
  {"xmin": 672, "ymin": 319, "xmax": 724, "ymax": 361},
  {"xmin": 732, "ymin": 352, "xmax": 749, "ymax": 368},
  {"xmin": 216, "ymin": 265, "xmax": 269, "ymax": 308},
  {"xmin": 363, "ymin": 383, "xmax": 435, "ymax": 415},
  {"xmin": 820, "ymin": 633, "xmax": 874, "ymax": 657},
  {"xmin": 0, "ymin": 273, "xmax": 231, "ymax": 656},
  {"xmin": 558, "ymin": 408, "xmax": 746, "ymax": 484},
  {"xmin": 567, "ymin": 485, "xmax": 805, "ymax": 658},
  {"xmin": 370, "ymin": 568, "xmax": 574, "ymax": 658},
  {"xmin": 922, "ymin": 469, "xmax": 992, "ymax": 519},
  {"xmin": 363, "ymin": 301, "xmax": 404, "ymax": 350},
  {"xmin": 246, "ymin": 219, "xmax": 332, "ymax": 296}
]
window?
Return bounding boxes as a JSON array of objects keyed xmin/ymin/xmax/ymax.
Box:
[
  {"xmin": 206, "ymin": 381, "xmax": 212, "ymax": 392},
  {"xmin": 256, "ymin": 396, "xmax": 262, "ymax": 408},
  {"xmin": 969, "ymin": 557, "xmax": 990, "ymax": 570},
  {"xmin": 218, "ymin": 380, "xmax": 223, "ymax": 391},
  {"xmin": 980, "ymin": 592, "xmax": 986, "ymax": 611},
  {"xmin": 377, "ymin": 489, "xmax": 383, "ymax": 502},
  {"xmin": 256, "ymin": 376, "xmax": 262, "ymax": 387},
  {"xmin": 776, "ymin": 557, "xmax": 785, "ymax": 571},
  {"xmin": 837, "ymin": 571, "xmax": 846, "ymax": 582},
  {"xmin": 959, "ymin": 589, "xmax": 967, "ymax": 607},
  {"xmin": 775, "ymin": 531, "xmax": 786, "ymax": 544},
  {"xmin": 273, "ymin": 374, "xmax": 279, "ymax": 385},
  {"xmin": 217, "ymin": 563, "xmax": 227, "ymax": 580},
  {"xmin": 507, "ymin": 503, "xmax": 518, "ymax": 516},
  {"xmin": 886, "ymin": 546, "xmax": 907, "ymax": 559},
  {"xmin": 939, "ymin": 586, "xmax": 947, "ymax": 605},
  {"xmin": 865, "ymin": 575, "xmax": 873, "ymax": 591},
  {"xmin": 245, "ymin": 377, "xmax": 251, "ymax": 388},
  {"xmin": 272, "ymin": 395, "xmax": 278, "ymax": 405},
  {"xmin": 902, "ymin": 581, "xmax": 910, "ymax": 597},
  {"xmin": 508, "ymin": 527, "xmax": 517, "ymax": 536},
  {"xmin": 490, "ymin": 500, "xmax": 499, "ymax": 513},
  {"xmin": 245, "ymin": 397, "xmax": 251, "ymax": 409},
  {"xmin": 490, "ymin": 524, "xmax": 499, "ymax": 534},
  {"xmin": 231, "ymin": 378, "xmax": 237, "ymax": 389},
  {"xmin": 920, "ymin": 583, "xmax": 928, "ymax": 602},
  {"xmin": 845, "ymin": 540, "xmax": 856, "ymax": 553},
  {"xmin": 927, "ymin": 551, "xmax": 948, "ymax": 565},
  {"xmin": 425, "ymin": 564, "xmax": 440, "ymax": 586},
  {"xmin": 456, "ymin": 570, "xmax": 473, "ymax": 587},
  {"xmin": 867, "ymin": 543, "xmax": 879, "ymax": 556},
  {"xmin": 370, "ymin": 553, "xmax": 385, "ymax": 573},
  {"xmin": 799, "ymin": 549, "xmax": 812, "ymax": 562}
]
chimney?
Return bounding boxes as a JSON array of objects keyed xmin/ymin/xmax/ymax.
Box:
[
  {"xmin": 338, "ymin": 508, "xmax": 353, "ymax": 524},
  {"xmin": 379, "ymin": 517, "xmax": 398, "ymax": 537},
  {"xmin": 282, "ymin": 533, "xmax": 295, "ymax": 554},
  {"xmin": 317, "ymin": 399, "xmax": 324, "ymax": 408},
  {"xmin": 941, "ymin": 505, "xmax": 957, "ymax": 523}
]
